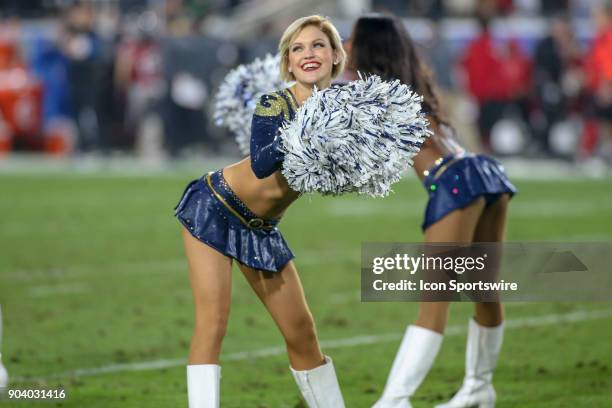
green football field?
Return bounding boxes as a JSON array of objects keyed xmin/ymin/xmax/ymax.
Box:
[{"xmin": 1, "ymin": 170, "xmax": 611, "ymax": 407}]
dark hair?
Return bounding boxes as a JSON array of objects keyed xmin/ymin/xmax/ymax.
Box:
[{"xmin": 348, "ymin": 14, "xmax": 449, "ymax": 127}]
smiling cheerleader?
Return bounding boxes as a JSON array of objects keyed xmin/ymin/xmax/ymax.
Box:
[{"xmin": 176, "ymin": 15, "xmax": 349, "ymax": 408}]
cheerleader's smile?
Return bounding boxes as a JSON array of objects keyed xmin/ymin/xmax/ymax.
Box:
[{"xmin": 300, "ymin": 62, "xmax": 321, "ymax": 72}]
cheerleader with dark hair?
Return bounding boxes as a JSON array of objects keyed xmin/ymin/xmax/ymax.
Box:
[{"xmin": 346, "ymin": 14, "xmax": 516, "ymax": 408}]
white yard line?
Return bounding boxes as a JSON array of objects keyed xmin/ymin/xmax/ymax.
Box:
[
  {"xmin": 322, "ymin": 199, "xmax": 611, "ymax": 218},
  {"xmin": 3, "ymin": 249, "xmax": 360, "ymax": 283},
  {"xmin": 29, "ymin": 283, "xmax": 90, "ymax": 298},
  {"xmin": 14, "ymin": 308, "xmax": 612, "ymax": 382},
  {"xmin": 2, "ymin": 259, "xmax": 187, "ymax": 282}
]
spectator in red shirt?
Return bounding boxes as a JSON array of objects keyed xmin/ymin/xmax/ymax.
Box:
[
  {"xmin": 115, "ymin": 25, "xmax": 164, "ymax": 144},
  {"xmin": 503, "ymin": 39, "xmax": 531, "ymax": 100},
  {"xmin": 501, "ymin": 38, "xmax": 532, "ymax": 127},
  {"xmin": 461, "ymin": 17, "xmax": 532, "ymax": 151},
  {"xmin": 461, "ymin": 18, "xmax": 507, "ymax": 103}
]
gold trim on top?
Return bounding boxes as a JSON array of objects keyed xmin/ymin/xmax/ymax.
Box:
[{"xmin": 254, "ymin": 93, "xmax": 291, "ymax": 121}]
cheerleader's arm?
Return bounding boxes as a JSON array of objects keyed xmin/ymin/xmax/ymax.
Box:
[{"xmin": 250, "ymin": 95, "xmax": 286, "ymax": 179}]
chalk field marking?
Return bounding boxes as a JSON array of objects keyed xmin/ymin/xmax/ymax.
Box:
[
  {"xmin": 28, "ymin": 283, "xmax": 90, "ymax": 298},
  {"xmin": 329, "ymin": 293, "xmax": 538, "ymax": 307},
  {"xmin": 4, "ymin": 249, "xmax": 360, "ymax": 283},
  {"xmin": 323, "ymin": 199, "xmax": 611, "ymax": 218},
  {"xmin": 9, "ymin": 250, "xmax": 358, "ymax": 298},
  {"xmin": 14, "ymin": 308, "xmax": 612, "ymax": 382}
]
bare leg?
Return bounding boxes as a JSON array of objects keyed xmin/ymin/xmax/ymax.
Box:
[
  {"xmin": 472, "ymin": 194, "xmax": 511, "ymax": 327},
  {"xmin": 182, "ymin": 228, "xmax": 233, "ymax": 364},
  {"xmin": 435, "ymin": 194, "xmax": 511, "ymax": 408},
  {"xmin": 238, "ymin": 261, "xmax": 324, "ymax": 370},
  {"xmin": 238, "ymin": 261, "xmax": 345, "ymax": 406},
  {"xmin": 373, "ymin": 200, "xmax": 487, "ymax": 407},
  {"xmin": 416, "ymin": 198, "xmax": 486, "ymax": 333}
]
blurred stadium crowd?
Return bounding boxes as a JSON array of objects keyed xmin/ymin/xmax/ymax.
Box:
[{"xmin": 0, "ymin": 0, "xmax": 610, "ymax": 163}]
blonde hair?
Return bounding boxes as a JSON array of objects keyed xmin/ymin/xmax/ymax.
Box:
[{"xmin": 278, "ymin": 15, "xmax": 346, "ymax": 82}]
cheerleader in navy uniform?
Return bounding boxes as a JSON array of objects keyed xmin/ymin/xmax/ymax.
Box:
[
  {"xmin": 175, "ymin": 15, "xmax": 347, "ymax": 408},
  {"xmin": 345, "ymin": 15, "xmax": 516, "ymax": 408}
]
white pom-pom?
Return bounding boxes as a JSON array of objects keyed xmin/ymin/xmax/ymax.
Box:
[
  {"xmin": 214, "ymin": 54, "xmax": 290, "ymax": 155},
  {"xmin": 279, "ymin": 75, "xmax": 431, "ymax": 197}
]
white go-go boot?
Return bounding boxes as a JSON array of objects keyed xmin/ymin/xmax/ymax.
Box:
[
  {"xmin": 187, "ymin": 364, "xmax": 221, "ymax": 408},
  {"xmin": 435, "ymin": 318, "xmax": 504, "ymax": 408},
  {"xmin": 372, "ymin": 325, "xmax": 443, "ymax": 408},
  {"xmin": 291, "ymin": 356, "xmax": 346, "ymax": 408}
]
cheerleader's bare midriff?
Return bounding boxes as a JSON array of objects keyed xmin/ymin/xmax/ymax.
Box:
[{"xmin": 223, "ymin": 158, "xmax": 301, "ymax": 220}]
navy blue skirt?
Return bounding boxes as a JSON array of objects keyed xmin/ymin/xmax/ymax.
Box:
[
  {"xmin": 174, "ymin": 170, "xmax": 294, "ymax": 273},
  {"xmin": 422, "ymin": 154, "xmax": 517, "ymax": 231}
]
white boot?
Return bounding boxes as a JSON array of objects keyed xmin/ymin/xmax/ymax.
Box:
[
  {"xmin": 187, "ymin": 364, "xmax": 221, "ymax": 408},
  {"xmin": 435, "ymin": 318, "xmax": 504, "ymax": 408},
  {"xmin": 373, "ymin": 325, "xmax": 443, "ymax": 408},
  {"xmin": 291, "ymin": 356, "xmax": 345, "ymax": 408},
  {"xmin": 0, "ymin": 306, "xmax": 7, "ymax": 392},
  {"xmin": 0, "ymin": 353, "xmax": 7, "ymax": 392}
]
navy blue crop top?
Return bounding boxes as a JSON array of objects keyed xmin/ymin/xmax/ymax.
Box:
[{"xmin": 250, "ymin": 89, "xmax": 298, "ymax": 179}]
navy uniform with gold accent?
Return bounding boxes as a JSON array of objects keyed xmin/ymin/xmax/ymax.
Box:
[
  {"xmin": 421, "ymin": 152, "xmax": 517, "ymax": 231},
  {"xmin": 249, "ymin": 89, "xmax": 298, "ymax": 178},
  {"xmin": 174, "ymin": 89, "xmax": 298, "ymax": 272},
  {"xmin": 416, "ymin": 101, "xmax": 517, "ymax": 231}
]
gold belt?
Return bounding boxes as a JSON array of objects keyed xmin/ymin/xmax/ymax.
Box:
[
  {"xmin": 431, "ymin": 154, "xmax": 467, "ymax": 180},
  {"xmin": 205, "ymin": 173, "xmax": 272, "ymax": 230}
]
